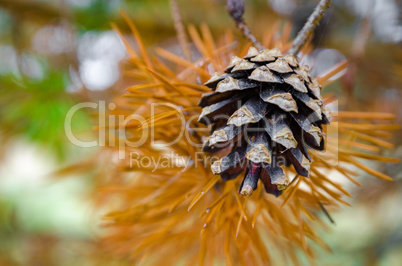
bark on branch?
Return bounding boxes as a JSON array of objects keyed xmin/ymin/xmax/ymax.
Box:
[{"xmin": 288, "ymin": 0, "xmax": 331, "ymax": 56}]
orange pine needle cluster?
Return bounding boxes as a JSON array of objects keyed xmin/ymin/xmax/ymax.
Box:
[{"xmin": 94, "ymin": 12, "xmax": 399, "ymax": 265}]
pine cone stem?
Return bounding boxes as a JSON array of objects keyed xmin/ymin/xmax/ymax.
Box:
[
  {"xmin": 288, "ymin": 0, "xmax": 331, "ymax": 56},
  {"xmin": 226, "ymin": 0, "xmax": 264, "ymax": 51},
  {"xmin": 236, "ymin": 21, "xmax": 265, "ymax": 51}
]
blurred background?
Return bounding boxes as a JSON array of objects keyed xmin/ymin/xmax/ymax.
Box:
[{"xmin": 0, "ymin": 0, "xmax": 400, "ymax": 265}]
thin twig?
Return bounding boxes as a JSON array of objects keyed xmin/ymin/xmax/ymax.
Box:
[
  {"xmin": 226, "ymin": 0, "xmax": 264, "ymax": 51},
  {"xmin": 288, "ymin": 0, "xmax": 331, "ymax": 56},
  {"xmin": 169, "ymin": 0, "xmax": 192, "ymax": 61},
  {"xmin": 236, "ymin": 21, "xmax": 264, "ymax": 51}
]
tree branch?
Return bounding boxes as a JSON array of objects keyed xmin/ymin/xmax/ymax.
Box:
[
  {"xmin": 169, "ymin": 0, "xmax": 192, "ymax": 61},
  {"xmin": 288, "ymin": 0, "xmax": 331, "ymax": 56},
  {"xmin": 226, "ymin": 0, "xmax": 264, "ymax": 51}
]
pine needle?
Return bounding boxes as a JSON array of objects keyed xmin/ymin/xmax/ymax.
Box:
[{"xmin": 188, "ymin": 175, "xmax": 221, "ymax": 211}]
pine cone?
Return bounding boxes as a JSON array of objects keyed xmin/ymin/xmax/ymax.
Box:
[{"xmin": 198, "ymin": 47, "xmax": 330, "ymax": 197}]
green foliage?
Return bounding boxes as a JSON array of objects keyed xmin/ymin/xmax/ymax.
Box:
[
  {"xmin": 0, "ymin": 70, "xmax": 90, "ymax": 160},
  {"xmin": 74, "ymin": 1, "xmax": 118, "ymax": 32}
]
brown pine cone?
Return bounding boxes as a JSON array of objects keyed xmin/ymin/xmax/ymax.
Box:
[{"xmin": 199, "ymin": 47, "xmax": 330, "ymax": 197}]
